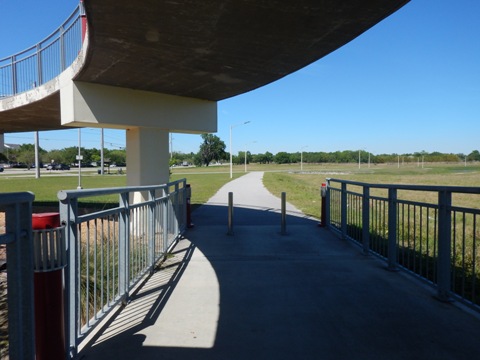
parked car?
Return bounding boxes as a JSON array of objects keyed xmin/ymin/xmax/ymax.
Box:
[
  {"xmin": 54, "ymin": 164, "xmax": 71, "ymax": 170},
  {"xmin": 11, "ymin": 163, "xmax": 28, "ymax": 168},
  {"xmin": 0, "ymin": 164, "xmax": 4, "ymax": 172}
]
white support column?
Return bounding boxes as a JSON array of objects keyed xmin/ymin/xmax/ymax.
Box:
[
  {"xmin": 126, "ymin": 127, "xmax": 169, "ymax": 202},
  {"xmin": 0, "ymin": 133, "xmax": 4, "ymax": 153}
]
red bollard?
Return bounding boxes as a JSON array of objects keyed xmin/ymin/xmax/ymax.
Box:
[
  {"xmin": 80, "ymin": 0, "xmax": 87, "ymax": 42},
  {"xmin": 319, "ymin": 183, "xmax": 327, "ymax": 227},
  {"xmin": 186, "ymin": 184, "xmax": 194, "ymax": 228},
  {"xmin": 32, "ymin": 212, "xmax": 66, "ymax": 360}
]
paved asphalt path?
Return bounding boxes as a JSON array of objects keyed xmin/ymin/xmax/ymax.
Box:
[{"xmin": 79, "ymin": 171, "xmax": 480, "ymax": 360}]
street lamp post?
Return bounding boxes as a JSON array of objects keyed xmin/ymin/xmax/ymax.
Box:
[
  {"xmin": 77, "ymin": 129, "xmax": 83, "ymax": 189},
  {"xmin": 34, "ymin": 131, "xmax": 40, "ymax": 179},
  {"xmin": 100, "ymin": 128, "xmax": 104, "ymax": 175},
  {"xmin": 230, "ymin": 121, "xmax": 250, "ymax": 178}
]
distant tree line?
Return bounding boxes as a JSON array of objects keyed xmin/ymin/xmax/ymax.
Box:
[
  {"xmin": 0, "ymin": 144, "xmax": 126, "ymax": 167},
  {"xmin": 169, "ymin": 134, "xmax": 480, "ymax": 167},
  {"xmin": 2, "ymin": 138, "xmax": 479, "ymax": 169}
]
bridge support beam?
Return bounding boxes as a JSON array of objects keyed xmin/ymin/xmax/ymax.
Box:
[
  {"xmin": 60, "ymin": 80, "xmax": 217, "ymax": 189},
  {"xmin": 60, "ymin": 81, "xmax": 217, "ymax": 132}
]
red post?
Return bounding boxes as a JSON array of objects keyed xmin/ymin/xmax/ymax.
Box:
[
  {"xmin": 80, "ymin": 0, "xmax": 87, "ymax": 43},
  {"xmin": 32, "ymin": 213, "xmax": 66, "ymax": 360},
  {"xmin": 186, "ymin": 184, "xmax": 194, "ymax": 228},
  {"xmin": 319, "ymin": 183, "xmax": 327, "ymax": 227}
]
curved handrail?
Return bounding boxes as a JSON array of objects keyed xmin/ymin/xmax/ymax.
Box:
[{"xmin": 0, "ymin": 3, "xmax": 86, "ymax": 98}]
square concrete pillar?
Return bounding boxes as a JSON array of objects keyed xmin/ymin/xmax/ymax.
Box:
[{"xmin": 127, "ymin": 127, "xmax": 170, "ymax": 187}]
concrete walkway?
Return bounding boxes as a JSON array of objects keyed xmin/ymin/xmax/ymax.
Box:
[{"xmin": 79, "ymin": 172, "xmax": 480, "ymax": 360}]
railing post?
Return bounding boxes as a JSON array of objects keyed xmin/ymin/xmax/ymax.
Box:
[
  {"xmin": 36, "ymin": 43, "xmax": 43, "ymax": 87},
  {"xmin": 437, "ymin": 190, "xmax": 453, "ymax": 302},
  {"xmin": 59, "ymin": 196, "xmax": 79, "ymax": 359},
  {"xmin": 281, "ymin": 192, "xmax": 287, "ymax": 235},
  {"xmin": 174, "ymin": 182, "xmax": 180, "ymax": 237},
  {"xmin": 341, "ymin": 182, "xmax": 348, "ymax": 239},
  {"xmin": 118, "ymin": 192, "xmax": 129, "ymax": 305},
  {"xmin": 60, "ymin": 25, "xmax": 66, "ymax": 71},
  {"xmin": 387, "ymin": 188, "xmax": 398, "ymax": 271},
  {"xmin": 227, "ymin": 192, "xmax": 234, "ymax": 235},
  {"xmin": 11, "ymin": 55, "xmax": 17, "ymax": 95},
  {"xmin": 183, "ymin": 179, "xmax": 188, "ymax": 231},
  {"xmin": 4, "ymin": 193, "xmax": 35, "ymax": 360},
  {"xmin": 148, "ymin": 189, "xmax": 156, "ymax": 273},
  {"xmin": 362, "ymin": 186, "xmax": 370, "ymax": 255},
  {"xmin": 319, "ymin": 183, "xmax": 327, "ymax": 227},
  {"xmin": 325, "ymin": 179, "xmax": 331, "ymax": 227},
  {"xmin": 163, "ymin": 186, "xmax": 169, "ymax": 253}
]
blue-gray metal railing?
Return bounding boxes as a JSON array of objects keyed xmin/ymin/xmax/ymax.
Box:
[
  {"xmin": 0, "ymin": 192, "xmax": 35, "ymax": 359},
  {"xmin": 58, "ymin": 179, "xmax": 187, "ymax": 359},
  {"xmin": 0, "ymin": 3, "xmax": 84, "ymax": 98},
  {"xmin": 325, "ymin": 178, "xmax": 480, "ymax": 310}
]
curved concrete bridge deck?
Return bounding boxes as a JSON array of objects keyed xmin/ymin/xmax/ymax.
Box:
[
  {"xmin": 79, "ymin": 172, "xmax": 480, "ymax": 360},
  {"xmin": 1, "ymin": 0, "xmax": 411, "ymax": 186},
  {"xmin": 1, "ymin": 0, "xmax": 410, "ymax": 132}
]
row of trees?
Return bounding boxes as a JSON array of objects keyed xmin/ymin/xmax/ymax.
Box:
[
  {"xmin": 170, "ymin": 134, "xmax": 275, "ymax": 167},
  {"xmin": 0, "ymin": 144, "xmax": 126, "ymax": 167},
  {"xmin": 2, "ymin": 136, "xmax": 479, "ymax": 168},
  {"xmin": 172, "ymin": 134, "xmax": 480, "ymax": 167}
]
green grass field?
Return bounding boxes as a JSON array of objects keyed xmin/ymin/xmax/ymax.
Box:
[
  {"xmin": 0, "ymin": 174, "xmax": 127, "ymax": 204},
  {"xmin": 1, "ymin": 162, "xmax": 479, "ymax": 214},
  {"xmin": 0, "ymin": 170, "xmax": 242, "ymax": 209},
  {"xmin": 262, "ymin": 162, "xmax": 480, "ymax": 218}
]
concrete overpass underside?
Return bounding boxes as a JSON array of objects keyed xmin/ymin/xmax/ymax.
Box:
[
  {"xmin": 0, "ymin": 0, "xmax": 409, "ymax": 186},
  {"xmin": 80, "ymin": 0, "xmax": 409, "ymax": 101},
  {"xmin": 0, "ymin": 0, "xmax": 409, "ymax": 132}
]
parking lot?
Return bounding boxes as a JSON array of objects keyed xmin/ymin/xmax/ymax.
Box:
[{"xmin": 0, "ymin": 166, "xmax": 115, "ymax": 177}]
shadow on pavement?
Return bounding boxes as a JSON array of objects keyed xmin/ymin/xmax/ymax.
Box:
[{"xmin": 79, "ymin": 204, "xmax": 480, "ymax": 360}]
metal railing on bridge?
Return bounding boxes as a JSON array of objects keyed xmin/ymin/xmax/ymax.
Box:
[
  {"xmin": 58, "ymin": 179, "xmax": 187, "ymax": 358},
  {"xmin": 325, "ymin": 178, "xmax": 480, "ymax": 311},
  {"xmin": 0, "ymin": 3, "xmax": 84, "ymax": 98},
  {"xmin": 1, "ymin": 180, "xmax": 187, "ymax": 359},
  {"xmin": 0, "ymin": 192, "xmax": 35, "ymax": 359}
]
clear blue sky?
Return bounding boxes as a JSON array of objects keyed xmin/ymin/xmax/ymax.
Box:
[{"xmin": 1, "ymin": 0, "xmax": 479, "ymax": 156}]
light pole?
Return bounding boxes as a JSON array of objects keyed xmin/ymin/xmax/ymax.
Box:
[
  {"xmin": 77, "ymin": 129, "xmax": 83, "ymax": 189},
  {"xmin": 34, "ymin": 131, "xmax": 40, "ymax": 179},
  {"xmin": 230, "ymin": 121, "xmax": 250, "ymax": 178},
  {"xmin": 100, "ymin": 128, "xmax": 104, "ymax": 175}
]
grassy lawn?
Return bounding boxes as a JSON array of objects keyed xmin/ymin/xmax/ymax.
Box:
[
  {"xmin": 171, "ymin": 172, "xmax": 243, "ymax": 210},
  {"xmin": 263, "ymin": 162, "xmax": 480, "ymax": 218},
  {"xmin": 0, "ymin": 174, "xmax": 127, "ymax": 204},
  {"xmin": 1, "ymin": 162, "xmax": 479, "ymax": 213},
  {"xmin": 0, "ymin": 170, "xmax": 242, "ymax": 209}
]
